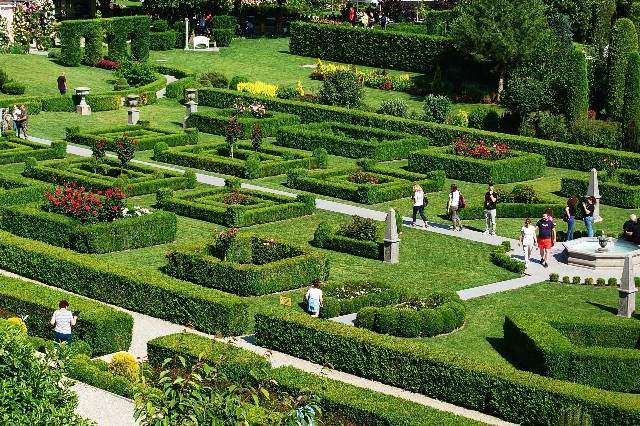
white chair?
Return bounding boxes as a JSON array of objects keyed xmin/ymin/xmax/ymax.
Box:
[{"xmin": 193, "ymin": 36, "xmax": 210, "ymax": 49}]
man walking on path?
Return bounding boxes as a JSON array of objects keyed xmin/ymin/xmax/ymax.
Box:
[
  {"xmin": 536, "ymin": 212, "xmax": 556, "ymax": 268},
  {"xmin": 484, "ymin": 183, "xmax": 497, "ymax": 235},
  {"xmin": 57, "ymin": 72, "xmax": 67, "ymax": 95}
]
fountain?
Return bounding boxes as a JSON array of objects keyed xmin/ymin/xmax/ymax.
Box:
[{"xmin": 563, "ymin": 236, "xmax": 640, "ymax": 269}]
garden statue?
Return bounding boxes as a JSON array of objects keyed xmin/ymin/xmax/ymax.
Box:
[
  {"xmin": 184, "ymin": 88, "xmax": 198, "ymax": 128},
  {"xmin": 618, "ymin": 254, "xmax": 637, "ymax": 318},
  {"xmin": 75, "ymin": 87, "xmax": 91, "ymax": 116},
  {"xmin": 587, "ymin": 169, "xmax": 602, "ymax": 222},
  {"xmin": 127, "ymin": 94, "xmax": 139, "ymax": 125},
  {"xmin": 383, "ymin": 208, "xmax": 400, "ymax": 264}
]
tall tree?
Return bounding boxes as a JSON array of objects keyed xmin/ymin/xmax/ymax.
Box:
[
  {"xmin": 450, "ymin": 0, "xmax": 551, "ymax": 100},
  {"xmin": 623, "ymin": 51, "xmax": 640, "ymax": 151},
  {"xmin": 607, "ymin": 18, "xmax": 638, "ymax": 121}
]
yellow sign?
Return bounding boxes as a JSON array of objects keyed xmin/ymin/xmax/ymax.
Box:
[{"xmin": 279, "ymin": 296, "xmax": 292, "ymax": 306}]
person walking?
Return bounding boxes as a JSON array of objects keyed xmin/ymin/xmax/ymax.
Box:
[
  {"xmin": 564, "ymin": 196, "xmax": 578, "ymax": 241},
  {"xmin": 347, "ymin": 5, "xmax": 356, "ymax": 26},
  {"xmin": 11, "ymin": 105, "xmax": 20, "ymax": 136},
  {"xmin": 57, "ymin": 72, "xmax": 67, "ymax": 95},
  {"xmin": 447, "ymin": 184, "xmax": 463, "ymax": 231},
  {"xmin": 536, "ymin": 211, "xmax": 556, "ymax": 268},
  {"xmin": 50, "ymin": 300, "xmax": 77, "ymax": 346},
  {"xmin": 484, "ymin": 183, "xmax": 497, "ymax": 235},
  {"xmin": 17, "ymin": 105, "xmax": 28, "ymax": 139},
  {"xmin": 304, "ymin": 280, "xmax": 323, "ymax": 318},
  {"xmin": 379, "ymin": 12, "xmax": 388, "ymax": 30},
  {"xmin": 582, "ymin": 196, "xmax": 596, "ymax": 237},
  {"xmin": 411, "ymin": 183, "xmax": 428, "ymax": 228},
  {"xmin": 519, "ymin": 217, "xmax": 537, "ymax": 267}
]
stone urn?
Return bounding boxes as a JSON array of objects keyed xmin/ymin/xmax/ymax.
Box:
[
  {"xmin": 597, "ymin": 234, "xmax": 609, "ymax": 252},
  {"xmin": 127, "ymin": 94, "xmax": 139, "ymax": 108},
  {"xmin": 75, "ymin": 87, "xmax": 91, "ymax": 115}
]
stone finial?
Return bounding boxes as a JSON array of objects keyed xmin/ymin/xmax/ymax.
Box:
[
  {"xmin": 383, "ymin": 208, "xmax": 400, "ymax": 264},
  {"xmin": 618, "ymin": 255, "xmax": 637, "ymax": 318}
]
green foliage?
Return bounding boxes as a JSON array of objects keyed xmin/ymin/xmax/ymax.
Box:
[
  {"xmin": 67, "ymin": 354, "xmax": 140, "ymax": 398},
  {"xmin": 422, "ymin": 94, "xmax": 451, "ymax": 123},
  {"xmin": 549, "ymin": 273, "xmax": 559, "ymax": 282},
  {"xmin": 199, "ymin": 71, "xmax": 229, "ymax": 89},
  {"xmin": 565, "ymin": 48, "xmax": 589, "ymax": 124},
  {"xmin": 446, "ymin": 110, "xmax": 469, "ymax": 127},
  {"xmin": 609, "ymin": 277, "xmax": 618, "ymax": 287},
  {"xmin": 0, "ymin": 136, "xmax": 66, "ymax": 165},
  {"xmin": 520, "ymin": 111, "xmax": 568, "ymax": 142},
  {"xmin": 502, "ymin": 76, "xmax": 549, "ymax": 117},
  {"xmin": 320, "ymin": 281, "xmax": 409, "ymax": 319},
  {"xmin": 319, "ymin": 70, "xmax": 363, "ymax": 108},
  {"xmin": 66, "ymin": 125, "xmax": 198, "ymax": 151},
  {"xmin": 468, "ymin": 106, "xmax": 500, "ymax": 131},
  {"xmin": 337, "ymin": 216, "xmax": 379, "ymax": 241},
  {"xmin": 2, "ymin": 81, "xmax": 26, "ymax": 95},
  {"xmin": 116, "ymin": 61, "xmax": 158, "ymax": 87},
  {"xmin": 567, "ymin": 119, "xmax": 622, "ymax": 150},
  {"xmin": 149, "ymin": 30, "xmax": 177, "ymax": 51},
  {"xmin": 229, "ymin": 75, "xmax": 249, "ymax": 91},
  {"xmin": 608, "ymin": 18, "xmax": 639, "ymax": 121},
  {"xmin": 213, "ymin": 29, "xmax": 234, "ymax": 47},
  {"xmin": 187, "ymin": 108, "xmax": 300, "ymax": 138},
  {"xmin": 377, "ymin": 98, "xmax": 408, "ymax": 117},
  {"xmin": 109, "ymin": 352, "xmax": 139, "ymax": 383},
  {"xmin": 561, "ymin": 172, "xmax": 640, "ymax": 208},
  {"xmin": 0, "ymin": 176, "xmax": 49, "ymax": 211},
  {"xmin": 623, "ymin": 51, "xmax": 640, "ymax": 152},
  {"xmin": 164, "ymin": 76, "xmax": 205, "ymax": 100},
  {"xmin": 490, "ymin": 243, "xmax": 525, "ymax": 274},
  {"xmin": 151, "ymin": 63, "xmax": 195, "ymax": 79}
]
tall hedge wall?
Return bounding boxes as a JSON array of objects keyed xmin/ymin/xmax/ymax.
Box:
[
  {"xmin": 624, "ymin": 51, "xmax": 640, "ymax": 152},
  {"xmin": 289, "ymin": 21, "xmax": 452, "ymax": 73},
  {"xmin": 566, "ymin": 48, "xmax": 589, "ymax": 124},
  {"xmin": 607, "ymin": 18, "xmax": 638, "ymax": 121}
]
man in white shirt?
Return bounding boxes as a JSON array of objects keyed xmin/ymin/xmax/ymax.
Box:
[{"xmin": 50, "ymin": 300, "xmax": 77, "ymax": 345}]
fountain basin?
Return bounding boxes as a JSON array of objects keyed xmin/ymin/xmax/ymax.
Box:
[{"xmin": 563, "ymin": 237, "xmax": 640, "ymax": 269}]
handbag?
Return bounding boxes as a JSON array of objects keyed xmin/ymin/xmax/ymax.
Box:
[{"xmin": 459, "ymin": 194, "xmax": 466, "ymax": 209}]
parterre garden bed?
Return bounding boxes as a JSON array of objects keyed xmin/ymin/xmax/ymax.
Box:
[
  {"xmin": 0, "ymin": 137, "xmax": 66, "ymax": 164},
  {"xmin": 561, "ymin": 169, "xmax": 640, "ymax": 208},
  {"xmin": 187, "ymin": 107, "xmax": 300, "ymax": 137},
  {"xmin": 65, "ymin": 125, "xmax": 199, "ymax": 151}
]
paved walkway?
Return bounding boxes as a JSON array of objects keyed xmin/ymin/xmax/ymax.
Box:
[{"xmin": 73, "ymin": 382, "xmax": 137, "ymax": 426}]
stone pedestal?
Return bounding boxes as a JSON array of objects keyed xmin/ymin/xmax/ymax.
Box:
[
  {"xmin": 75, "ymin": 87, "xmax": 91, "ymax": 116},
  {"xmin": 618, "ymin": 254, "xmax": 637, "ymax": 318},
  {"xmin": 587, "ymin": 168, "xmax": 602, "ymax": 223},
  {"xmin": 127, "ymin": 94, "xmax": 139, "ymax": 125},
  {"xmin": 184, "ymin": 18, "xmax": 189, "ymax": 50},
  {"xmin": 183, "ymin": 88, "xmax": 198, "ymax": 128},
  {"xmin": 383, "ymin": 208, "xmax": 400, "ymax": 264}
]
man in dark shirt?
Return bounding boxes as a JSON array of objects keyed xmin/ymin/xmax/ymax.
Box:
[
  {"xmin": 536, "ymin": 212, "xmax": 556, "ymax": 268},
  {"xmin": 623, "ymin": 214, "xmax": 637, "ymax": 242},
  {"xmin": 57, "ymin": 73, "xmax": 67, "ymax": 95},
  {"xmin": 484, "ymin": 183, "xmax": 497, "ymax": 235},
  {"xmin": 634, "ymin": 221, "xmax": 640, "ymax": 245}
]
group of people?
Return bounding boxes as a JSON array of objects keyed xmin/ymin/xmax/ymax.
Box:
[
  {"xmin": 345, "ymin": 4, "xmax": 389, "ymax": 29},
  {"xmin": 1, "ymin": 105, "xmax": 29, "ymax": 138}
]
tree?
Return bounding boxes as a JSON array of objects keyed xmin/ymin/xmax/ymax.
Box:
[
  {"xmin": 623, "ymin": 51, "xmax": 640, "ymax": 152},
  {"xmin": 607, "ymin": 18, "xmax": 638, "ymax": 121},
  {"xmin": 565, "ymin": 48, "xmax": 589, "ymax": 125},
  {"xmin": 450, "ymin": 0, "xmax": 552, "ymax": 100}
]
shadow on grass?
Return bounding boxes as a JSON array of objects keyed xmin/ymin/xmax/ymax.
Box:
[
  {"xmin": 587, "ymin": 300, "xmax": 640, "ymax": 320},
  {"xmin": 486, "ymin": 336, "xmax": 522, "ymax": 370}
]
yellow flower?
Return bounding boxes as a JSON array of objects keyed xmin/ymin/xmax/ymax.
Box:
[
  {"xmin": 295, "ymin": 80, "xmax": 305, "ymax": 96},
  {"xmin": 236, "ymin": 81, "xmax": 278, "ymax": 98}
]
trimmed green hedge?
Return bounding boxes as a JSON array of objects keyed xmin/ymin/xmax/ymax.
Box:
[
  {"xmin": 165, "ymin": 236, "xmax": 329, "ymax": 296},
  {"xmin": 287, "ymin": 166, "xmax": 445, "ymax": 204},
  {"xmin": 0, "ymin": 175, "xmax": 51, "ymax": 206},
  {"xmin": 408, "ymin": 147, "xmax": 546, "ymax": 183},
  {"xmin": 149, "ymin": 30, "xmax": 177, "ymax": 51},
  {"xmin": 164, "ymin": 76, "xmax": 204, "ymax": 100},
  {"xmin": 312, "ymin": 221, "xmax": 381, "ymax": 260},
  {"xmin": 319, "ymin": 281, "xmax": 409, "ymax": 319},
  {"xmin": 23, "ymin": 157, "xmax": 195, "ymax": 197},
  {"xmin": 276, "ymin": 122, "xmax": 430, "ymax": 160},
  {"xmin": 212, "ymin": 15, "xmax": 237, "ymax": 29},
  {"xmin": 0, "ymin": 204, "xmax": 177, "ymax": 254},
  {"xmin": 67, "ymin": 354, "xmax": 142, "ymax": 398},
  {"xmin": 0, "ymin": 137, "xmax": 66, "ymax": 164},
  {"xmin": 504, "ymin": 313, "xmax": 640, "ymax": 393},
  {"xmin": 156, "ymin": 187, "xmax": 315, "ymax": 227},
  {"xmin": 254, "ymin": 309, "xmax": 640, "ymax": 425},
  {"xmin": 289, "ymin": 21, "xmax": 452, "ymax": 73},
  {"xmin": 0, "ymin": 230, "xmax": 249, "ymax": 335},
  {"xmin": 65, "ymin": 125, "xmax": 198, "ymax": 151},
  {"xmin": 151, "ymin": 64, "xmax": 195, "ymax": 79},
  {"xmin": 561, "ymin": 174, "xmax": 640, "ymax": 208},
  {"xmin": 490, "ymin": 243, "xmax": 525, "ymax": 275},
  {"xmin": 154, "ymin": 142, "xmax": 324, "ymax": 179},
  {"xmin": 213, "ymin": 29, "xmax": 233, "ymax": 47},
  {"xmin": 198, "ymin": 87, "xmax": 640, "ymax": 171},
  {"xmin": 458, "ymin": 201, "xmax": 566, "ymax": 220},
  {"xmin": 0, "ymin": 275, "xmax": 132, "ymax": 356},
  {"xmin": 187, "ymin": 108, "xmax": 301, "ymax": 138}
]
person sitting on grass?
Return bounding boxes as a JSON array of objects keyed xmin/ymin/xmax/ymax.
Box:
[
  {"xmin": 304, "ymin": 279, "xmax": 323, "ymax": 318},
  {"xmin": 623, "ymin": 214, "xmax": 637, "ymax": 242},
  {"xmin": 50, "ymin": 300, "xmax": 77, "ymax": 346}
]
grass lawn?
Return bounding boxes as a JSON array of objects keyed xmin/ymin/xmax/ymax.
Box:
[{"xmin": 0, "ymin": 54, "xmax": 115, "ymax": 96}]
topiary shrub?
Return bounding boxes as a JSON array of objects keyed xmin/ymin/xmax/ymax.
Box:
[
  {"xmin": 319, "ymin": 70, "xmax": 363, "ymax": 108},
  {"xmin": 572, "ymin": 276, "xmax": 582, "ymax": 285},
  {"xmin": 422, "ymin": 94, "xmax": 451, "ymax": 123},
  {"xmin": 608, "ymin": 277, "xmax": 618, "ymax": 287},
  {"xmin": 113, "ymin": 78, "xmax": 129, "ymax": 91},
  {"xmin": 116, "ymin": 61, "xmax": 157, "ymax": 87},
  {"xmin": 562, "ymin": 275, "xmax": 571, "ymax": 284},
  {"xmin": 596, "ymin": 278, "xmax": 606, "ymax": 287},
  {"xmin": 585, "ymin": 277, "xmax": 594, "ymax": 286},
  {"xmin": 377, "ymin": 98, "xmax": 408, "ymax": 117},
  {"xmin": 608, "ymin": 18, "xmax": 639, "ymax": 121},
  {"xmin": 199, "ymin": 71, "xmax": 229, "ymax": 89},
  {"xmin": 311, "ymin": 148, "xmax": 328, "ymax": 169},
  {"xmin": 468, "ymin": 106, "xmax": 500, "ymax": 131},
  {"xmin": 549, "ymin": 273, "xmax": 559, "ymax": 282},
  {"xmin": 229, "ymin": 75, "xmax": 249, "ymax": 91},
  {"xmin": 2, "ymin": 81, "xmax": 26, "ymax": 95},
  {"xmin": 109, "ymin": 351, "xmax": 139, "ymax": 382},
  {"xmin": 520, "ymin": 111, "xmax": 568, "ymax": 142}
]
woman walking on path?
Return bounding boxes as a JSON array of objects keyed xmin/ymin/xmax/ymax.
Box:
[
  {"xmin": 582, "ymin": 196, "xmax": 596, "ymax": 237},
  {"xmin": 447, "ymin": 184, "xmax": 463, "ymax": 231},
  {"xmin": 564, "ymin": 197, "xmax": 578, "ymax": 241},
  {"xmin": 305, "ymin": 280, "xmax": 323, "ymax": 318},
  {"xmin": 11, "ymin": 105, "xmax": 20, "ymax": 136},
  {"xmin": 50, "ymin": 300, "xmax": 77, "ymax": 346},
  {"xmin": 17, "ymin": 105, "xmax": 28, "ymax": 139},
  {"xmin": 519, "ymin": 217, "xmax": 537, "ymax": 267},
  {"xmin": 411, "ymin": 183, "xmax": 428, "ymax": 228}
]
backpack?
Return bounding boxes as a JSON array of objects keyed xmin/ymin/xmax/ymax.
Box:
[{"xmin": 459, "ymin": 193, "xmax": 466, "ymax": 209}]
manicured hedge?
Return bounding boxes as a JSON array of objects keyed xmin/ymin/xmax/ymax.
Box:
[
  {"xmin": 254, "ymin": 310, "xmax": 640, "ymax": 425},
  {"xmin": 67, "ymin": 354, "xmax": 142, "ymax": 398},
  {"xmin": 212, "ymin": 15, "xmax": 237, "ymax": 29},
  {"xmin": 0, "ymin": 275, "xmax": 132, "ymax": 356},
  {"xmin": 156, "ymin": 187, "xmax": 315, "ymax": 227},
  {"xmin": 312, "ymin": 221, "xmax": 381, "ymax": 260},
  {"xmin": 151, "ymin": 64, "xmax": 195, "ymax": 79},
  {"xmin": 165, "ymin": 236, "xmax": 329, "ymax": 296},
  {"xmin": 319, "ymin": 281, "xmax": 409, "ymax": 319},
  {"xmin": 276, "ymin": 122, "xmax": 430, "ymax": 160},
  {"xmin": 154, "ymin": 142, "xmax": 324, "ymax": 179},
  {"xmin": 164, "ymin": 76, "xmax": 204, "ymax": 100},
  {"xmin": 0, "ymin": 230, "xmax": 249, "ymax": 336},
  {"xmin": 561, "ymin": 174, "xmax": 640, "ymax": 208},
  {"xmin": 0, "ymin": 204, "xmax": 177, "ymax": 254},
  {"xmin": 198, "ymin": 87, "xmax": 640, "ymax": 171},
  {"xmin": 187, "ymin": 108, "xmax": 300, "ymax": 138},
  {"xmin": 490, "ymin": 243, "xmax": 525, "ymax": 275},
  {"xmin": 0, "ymin": 175, "xmax": 51, "ymax": 206},
  {"xmin": 213, "ymin": 29, "xmax": 233, "ymax": 47},
  {"xmin": 504, "ymin": 313, "xmax": 640, "ymax": 393},
  {"xmin": 458, "ymin": 201, "xmax": 566, "ymax": 220},
  {"xmin": 287, "ymin": 166, "xmax": 445, "ymax": 204},
  {"xmin": 408, "ymin": 147, "xmax": 546, "ymax": 183},
  {"xmin": 23, "ymin": 157, "xmax": 195, "ymax": 197},
  {"xmin": 149, "ymin": 30, "xmax": 177, "ymax": 51},
  {"xmin": 0, "ymin": 137, "xmax": 66, "ymax": 164},
  {"xmin": 65, "ymin": 125, "xmax": 198, "ymax": 151},
  {"xmin": 289, "ymin": 21, "xmax": 452, "ymax": 73}
]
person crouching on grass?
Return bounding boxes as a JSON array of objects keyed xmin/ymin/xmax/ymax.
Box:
[
  {"xmin": 305, "ymin": 279, "xmax": 323, "ymax": 318},
  {"xmin": 536, "ymin": 211, "xmax": 556, "ymax": 268}
]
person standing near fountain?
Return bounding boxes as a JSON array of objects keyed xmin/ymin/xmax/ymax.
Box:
[
  {"xmin": 536, "ymin": 212, "xmax": 556, "ymax": 268},
  {"xmin": 623, "ymin": 214, "xmax": 637, "ymax": 242},
  {"xmin": 582, "ymin": 196, "xmax": 596, "ymax": 238},
  {"xmin": 564, "ymin": 197, "xmax": 578, "ymax": 241}
]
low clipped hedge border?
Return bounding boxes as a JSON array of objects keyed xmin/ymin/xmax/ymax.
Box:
[
  {"xmin": 154, "ymin": 142, "xmax": 324, "ymax": 179},
  {"xmin": 287, "ymin": 166, "xmax": 445, "ymax": 204},
  {"xmin": 458, "ymin": 201, "xmax": 566, "ymax": 220},
  {"xmin": 67, "ymin": 354, "xmax": 142, "ymax": 399},
  {"xmin": 165, "ymin": 236, "xmax": 330, "ymax": 296},
  {"xmin": 490, "ymin": 242, "xmax": 525, "ymax": 275},
  {"xmin": 0, "ymin": 275, "xmax": 132, "ymax": 356},
  {"xmin": 156, "ymin": 187, "xmax": 315, "ymax": 227},
  {"xmin": 0, "ymin": 175, "xmax": 52, "ymax": 206},
  {"xmin": 504, "ymin": 314, "xmax": 640, "ymax": 393},
  {"xmin": 276, "ymin": 122, "xmax": 430, "ymax": 160},
  {"xmin": 147, "ymin": 332, "xmax": 482, "ymax": 426},
  {"xmin": 319, "ymin": 281, "xmax": 410, "ymax": 319},
  {"xmin": 0, "ymin": 230, "xmax": 249, "ymax": 336},
  {"xmin": 187, "ymin": 108, "xmax": 301, "ymax": 138},
  {"xmin": 312, "ymin": 221, "xmax": 382, "ymax": 260},
  {"xmin": 0, "ymin": 204, "xmax": 177, "ymax": 254},
  {"xmin": 408, "ymin": 147, "xmax": 546, "ymax": 184},
  {"xmin": 0, "ymin": 137, "xmax": 66, "ymax": 165},
  {"xmin": 151, "ymin": 64, "xmax": 195, "ymax": 79},
  {"xmin": 66, "ymin": 125, "xmax": 199, "ymax": 151},
  {"xmin": 561, "ymin": 175, "xmax": 640, "ymax": 208},
  {"xmin": 198, "ymin": 88, "xmax": 640, "ymax": 172},
  {"xmin": 23, "ymin": 157, "xmax": 196, "ymax": 197},
  {"xmin": 254, "ymin": 309, "xmax": 640, "ymax": 425}
]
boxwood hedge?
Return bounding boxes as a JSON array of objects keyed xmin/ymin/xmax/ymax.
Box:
[
  {"xmin": 149, "ymin": 30, "xmax": 177, "ymax": 50},
  {"xmin": 312, "ymin": 221, "xmax": 382, "ymax": 260},
  {"xmin": 0, "ymin": 230, "xmax": 249, "ymax": 335},
  {"xmin": 0, "ymin": 274, "xmax": 132, "ymax": 356},
  {"xmin": 187, "ymin": 108, "xmax": 301, "ymax": 138},
  {"xmin": 0, "ymin": 204, "xmax": 177, "ymax": 254},
  {"xmin": 458, "ymin": 201, "xmax": 566, "ymax": 220},
  {"xmin": 65, "ymin": 125, "xmax": 198, "ymax": 151},
  {"xmin": 254, "ymin": 309, "xmax": 640, "ymax": 425},
  {"xmin": 67, "ymin": 354, "xmax": 142, "ymax": 399},
  {"xmin": 0, "ymin": 175, "xmax": 51, "ymax": 206},
  {"xmin": 0, "ymin": 137, "xmax": 66, "ymax": 165},
  {"xmin": 319, "ymin": 280, "xmax": 410, "ymax": 319},
  {"xmin": 561, "ymin": 174, "xmax": 640, "ymax": 208}
]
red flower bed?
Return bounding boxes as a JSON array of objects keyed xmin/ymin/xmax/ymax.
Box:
[
  {"xmin": 43, "ymin": 182, "xmax": 126, "ymax": 224},
  {"xmin": 95, "ymin": 59, "xmax": 121, "ymax": 70},
  {"xmin": 453, "ymin": 135, "xmax": 510, "ymax": 160}
]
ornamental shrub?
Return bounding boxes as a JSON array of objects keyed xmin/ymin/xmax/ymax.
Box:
[
  {"xmin": 562, "ymin": 276, "xmax": 570, "ymax": 284},
  {"xmin": 549, "ymin": 273, "xmax": 559, "ymax": 282},
  {"xmin": 584, "ymin": 277, "xmax": 594, "ymax": 286},
  {"xmin": 377, "ymin": 98, "xmax": 408, "ymax": 117},
  {"xmin": 596, "ymin": 278, "xmax": 606, "ymax": 286},
  {"xmin": 608, "ymin": 18, "xmax": 638, "ymax": 121},
  {"xmin": 229, "ymin": 75, "xmax": 249, "ymax": 91},
  {"xmin": 623, "ymin": 51, "xmax": 640, "ymax": 152},
  {"xmin": 109, "ymin": 351, "xmax": 139, "ymax": 383},
  {"xmin": 199, "ymin": 71, "xmax": 229, "ymax": 89},
  {"xmin": 319, "ymin": 70, "xmax": 363, "ymax": 108},
  {"xmin": 572, "ymin": 276, "xmax": 581, "ymax": 285},
  {"xmin": 565, "ymin": 48, "xmax": 589, "ymax": 124},
  {"xmin": 116, "ymin": 61, "xmax": 157, "ymax": 87},
  {"xmin": 520, "ymin": 111, "xmax": 568, "ymax": 142},
  {"xmin": 445, "ymin": 110, "xmax": 469, "ymax": 127},
  {"xmin": 502, "ymin": 76, "xmax": 548, "ymax": 117},
  {"xmin": 468, "ymin": 106, "xmax": 500, "ymax": 131},
  {"xmin": 337, "ymin": 216, "xmax": 379, "ymax": 241},
  {"xmin": 567, "ymin": 119, "xmax": 622, "ymax": 149},
  {"xmin": 422, "ymin": 94, "xmax": 451, "ymax": 123},
  {"xmin": 2, "ymin": 81, "xmax": 26, "ymax": 95},
  {"xmin": 6, "ymin": 317, "xmax": 27, "ymax": 334},
  {"xmin": 609, "ymin": 277, "xmax": 618, "ymax": 287},
  {"xmin": 311, "ymin": 148, "xmax": 328, "ymax": 168}
]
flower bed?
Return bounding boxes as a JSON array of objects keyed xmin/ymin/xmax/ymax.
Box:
[
  {"xmin": 164, "ymin": 234, "xmax": 329, "ymax": 296},
  {"xmin": 0, "ymin": 136, "xmax": 66, "ymax": 165},
  {"xmin": 153, "ymin": 142, "xmax": 326, "ymax": 179},
  {"xmin": 319, "ymin": 280, "xmax": 410, "ymax": 319},
  {"xmin": 286, "ymin": 165, "xmax": 445, "ymax": 204},
  {"xmin": 355, "ymin": 291, "xmax": 466, "ymax": 338},
  {"xmin": 0, "ymin": 174, "xmax": 51, "ymax": 206},
  {"xmin": 156, "ymin": 184, "xmax": 315, "ymax": 227},
  {"xmin": 311, "ymin": 59, "xmax": 414, "ymax": 93},
  {"xmin": 23, "ymin": 157, "xmax": 196, "ymax": 196},
  {"xmin": 186, "ymin": 107, "xmax": 300, "ymax": 138},
  {"xmin": 561, "ymin": 170, "xmax": 640, "ymax": 208},
  {"xmin": 504, "ymin": 313, "xmax": 640, "ymax": 393},
  {"xmin": 65, "ymin": 125, "xmax": 198, "ymax": 151},
  {"xmin": 276, "ymin": 122, "xmax": 430, "ymax": 160}
]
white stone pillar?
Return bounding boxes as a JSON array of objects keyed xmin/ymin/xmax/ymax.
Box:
[
  {"xmin": 618, "ymin": 255, "xmax": 637, "ymax": 318},
  {"xmin": 383, "ymin": 208, "xmax": 400, "ymax": 264}
]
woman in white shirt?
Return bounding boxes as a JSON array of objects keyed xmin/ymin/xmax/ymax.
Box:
[
  {"xmin": 50, "ymin": 300, "xmax": 77, "ymax": 346},
  {"xmin": 447, "ymin": 184, "xmax": 463, "ymax": 231},
  {"xmin": 519, "ymin": 217, "xmax": 537, "ymax": 266},
  {"xmin": 411, "ymin": 183, "xmax": 428, "ymax": 228},
  {"xmin": 305, "ymin": 280, "xmax": 323, "ymax": 317}
]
